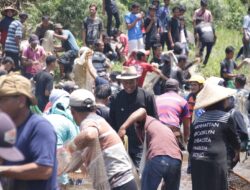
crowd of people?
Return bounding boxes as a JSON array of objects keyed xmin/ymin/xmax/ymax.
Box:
[{"xmin": 0, "ymin": 0, "xmax": 250, "ymax": 190}]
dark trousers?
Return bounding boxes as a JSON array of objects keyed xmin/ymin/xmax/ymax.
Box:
[
  {"xmin": 191, "ymin": 159, "xmax": 228, "ymax": 190},
  {"xmin": 5, "ymin": 51, "xmax": 20, "ymax": 71},
  {"xmin": 160, "ymin": 32, "xmax": 171, "ymax": 50},
  {"xmin": 58, "ymin": 50, "xmax": 78, "ymax": 74},
  {"xmin": 112, "ymin": 179, "xmax": 138, "ymax": 190},
  {"xmin": 199, "ymin": 42, "xmax": 214, "ymax": 65},
  {"xmin": 107, "ymin": 11, "xmax": 120, "ymax": 36}
]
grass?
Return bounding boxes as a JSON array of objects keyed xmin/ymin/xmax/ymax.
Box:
[
  {"xmin": 107, "ymin": 27, "xmax": 250, "ymax": 81},
  {"xmin": 198, "ymin": 27, "xmax": 249, "ymax": 78}
]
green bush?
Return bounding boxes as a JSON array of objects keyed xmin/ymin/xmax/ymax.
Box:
[{"xmin": 23, "ymin": 0, "xmax": 127, "ymax": 42}]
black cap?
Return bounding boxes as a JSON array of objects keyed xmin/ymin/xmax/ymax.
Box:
[
  {"xmin": 164, "ymin": 79, "xmax": 179, "ymax": 92},
  {"xmin": 46, "ymin": 55, "xmax": 57, "ymax": 65},
  {"xmin": 19, "ymin": 12, "xmax": 28, "ymax": 18},
  {"xmin": 161, "ymin": 54, "xmax": 171, "ymax": 63},
  {"xmin": 173, "ymin": 42, "xmax": 183, "ymax": 55},
  {"xmin": 177, "ymin": 54, "xmax": 187, "ymax": 62},
  {"xmin": 201, "ymin": 0, "xmax": 208, "ymax": 6}
]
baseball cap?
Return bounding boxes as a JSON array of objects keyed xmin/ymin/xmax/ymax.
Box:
[
  {"xmin": 0, "ymin": 74, "xmax": 36, "ymax": 105},
  {"xmin": 69, "ymin": 89, "xmax": 95, "ymax": 108},
  {"xmin": 0, "ymin": 112, "xmax": 24, "ymax": 161},
  {"xmin": 164, "ymin": 78, "xmax": 179, "ymax": 92},
  {"xmin": 29, "ymin": 34, "xmax": 39, "ymax": 44}
]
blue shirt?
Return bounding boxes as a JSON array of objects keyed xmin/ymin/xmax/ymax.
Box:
[
  {"xmin": 61, "ymin": 30, "xmax": 79, "ymax": 52},
  {"xmin": 124, "ymin": 12, "xmax": 143, "ymax": 41},
  {"xmin": 5, "ymin": 113, "xmax": 58, "ymax": 190}
]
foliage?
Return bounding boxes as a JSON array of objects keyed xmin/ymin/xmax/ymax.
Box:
[
  {"xmin": 200, "ymin": 28, "xmax": 249, "ymax": 78},
  {"xmin": 21, "ymin": 0, "xmax": 127, "ymax": 43}
]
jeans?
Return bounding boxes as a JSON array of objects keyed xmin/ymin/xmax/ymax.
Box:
[{"xmin": 141, "ymin": 155, "xmax": 181, "ymax": 190}]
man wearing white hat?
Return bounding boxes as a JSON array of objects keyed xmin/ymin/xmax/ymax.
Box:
[
  {"xmin": 110, "ymin": 66, "xmax": 158, "ymax": 169},
  {"xmin": 188, "ymin": 83, "xmax": 241, "ymax": 190}
]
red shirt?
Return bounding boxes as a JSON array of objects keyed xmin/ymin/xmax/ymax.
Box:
[{"xmin": 132, "ymin": 60, "xmax": 154, "ymax": 87}]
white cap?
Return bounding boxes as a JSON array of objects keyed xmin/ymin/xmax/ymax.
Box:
[{"xmin": 69, "ymin": 89, "xmax": 95, "ymax": 108}]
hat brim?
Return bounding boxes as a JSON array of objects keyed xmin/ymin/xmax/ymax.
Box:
[
  {"xmin": 1, "ymin": 8, "xmax": 18, "ymax": 16},
  {"xmin": 116, "ymin": 74, "xmax": 141, "ymax": 80},
  {"xmin": 194, "ymin": 84, "xmax": 236, "ymax": 110},
  {"xmin": 0, "ymin": 147, "xmax": 24, "ymax": 162}
]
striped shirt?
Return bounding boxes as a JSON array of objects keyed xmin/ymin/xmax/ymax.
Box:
[
  {"xmin": 156, "ymin": 91, "xmax": 190, "ymax": 128},
  {"xmin": 5, "ymin": 20, "xmax": 22, "ymax": 53}
]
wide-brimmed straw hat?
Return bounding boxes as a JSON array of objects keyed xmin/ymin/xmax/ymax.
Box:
[
  {"xmin": 1, "ymin": 6, "xmax": 18, "ymax": 16},
  {"xmin": 0, "ymin": 74, "xmax": 36, "ymax": 105},
  {"xmin": 194, "ymin": 83, "xmax": 236, "ymax": 110},
  {"xmin": 116, "ymin": 66, "xmax": 141, "ymax": 80}
]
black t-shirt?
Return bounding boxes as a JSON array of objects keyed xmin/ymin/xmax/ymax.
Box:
[
  {"xmin": 144, "ymin": 16, "xmax": 159, "ymax": 44},
  {"xmin": 169, "ymin": 17, "xmax": 180, "ymax": 43},
  {"xmin": 104, "ymin": 43, "xmax": 114, "ymax": 54},
  {"xmin": 150, "ymin": 56, "xmax": 161, "ymax": 65},
  {"xmin": 96, "ymin": 105, "xmax": 111, "ymax": 124},
  {"xmin": 109, "ymin": 88, "xmax": 158, "ymax": 154},
  {"xmin": 195, "ymin": 22, "xmax": 215, "ymax": 43},
  {"xmin": 83, "ymin": 17, "xmax": 104, "ymax": 46},
  {"xmin": 34, "ymin": 70, "xmax": 53, "ymax": 110},
  {"xmin": 170, "ymin": 66, "xmax": 185, "ymax": 88},
  {"xmin": 220, "ymin": 58, "xmax": 237, "ymax": 82},
  {"xmin": 188, "ymin": 110, "xmax": 240, "ymax": 163}
]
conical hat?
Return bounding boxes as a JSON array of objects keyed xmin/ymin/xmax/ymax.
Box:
[
  {"xmin": 1, "ymin": 6, "xmax": 18, "ymax": 16},
  {"xmin": 194, "ymin": 83, "xmax": 236, "ymax": 110}
]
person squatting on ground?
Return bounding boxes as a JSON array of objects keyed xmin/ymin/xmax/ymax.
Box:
[{"xmin": 53, "ymin": 23, "xmax": 79, "ymax": 79}]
